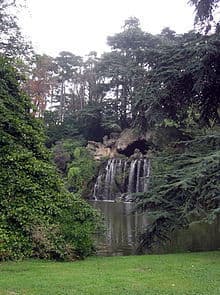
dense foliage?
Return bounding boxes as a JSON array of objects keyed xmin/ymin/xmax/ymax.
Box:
[
  {"xmin": 38, "ymin": 17, "xmax": 220, "ymax": 252},
  {"xmin": 34, "ymin": 19, "xmax": 219, "ymax": 144},
  {"xmin": 67, "ymin": 146, "xmax": 98, "ymax": 194},
  {"xmin": 1, "ymin": 0, "xmax": 220, "ymax": 257},
  {"xmin": 0, "ymin": 57, "xmax": 101, "ymax": 260},
  {"xmin": 51, "ymin": 139, "xmax": 98, "ymax": 196},
  {"xmin": 135, "ymin": 31, "xmax": 220, "ymax": 129},
  {"xmin": 136, "ymin": 133, "xmax": 220, "ymax": 251},
  {"xmin": 189, "ymin": 0, "xmax": 220, "ymax": 32}
]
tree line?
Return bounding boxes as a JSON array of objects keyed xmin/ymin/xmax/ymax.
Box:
[
  {"xmin": 28, "ymin": 18, "xmax": 220, "ymax": 144},
  {"xmin": 0, "ymin": 0, "xmax": 220, "ymax": 259}
]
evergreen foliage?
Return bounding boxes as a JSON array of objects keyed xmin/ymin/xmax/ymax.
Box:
[
  {"xmin": 188, "ymin": 0, "xmax": 220, "ymax": 32},
  {"xmin": 39, "ymin": 19, "xmax": 220, "ymax": 253},
  {"xmin": 0, "ymin": 57, "xmax": 101, "ymax": 260},
  {"xmin": 2, "ymin": 1, "xmax": 218, "ymax": 255},
  {"xmin": 136, "ymin": 133, "xmax": 220, "ymax": 251},
  {"xmin": 135, "ymin": 31, "xmax": 220, "ymax": 129},
  {"xmin": 42, "ymin": 22, "xmax": 220, "ymax": 143}
]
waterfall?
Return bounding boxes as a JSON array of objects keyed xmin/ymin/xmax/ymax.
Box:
[
  {"xmin": 104, "ymin": 159, "xmax": 117, "ymax": 200},
  {"xmin": 136, "ymin": 160, "xmax": 141, "ymax": 193},
  {"xmin": 92, "ymin": 157, "xmax": 150, "ymax": 201},
  {"xmin": 128, "ymin": 159, "xmax": 137, "ymax": 194},
  {"xmin": 92, "ymin": 174, "xmax": 103, "ymax": 200},
  {"xmin": 143, "ymin": 158, "xmax": 150, "ymax": 192}
]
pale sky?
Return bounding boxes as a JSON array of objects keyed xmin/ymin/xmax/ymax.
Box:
[{"xmin": 19, "ymin": 0, "xmax": 195, "ymax": 57}]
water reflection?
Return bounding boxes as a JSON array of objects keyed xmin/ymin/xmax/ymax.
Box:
[
  {"xmin": 90, "ymin": 200, "xmax": 220, "ymax": 256},
  {"xmin": 158, "ymin": 217, "xmax": 220, "ymax": 253},
  {"xmin": 90, "ymin": 200, "xmax": 148, "ymax": 256}
]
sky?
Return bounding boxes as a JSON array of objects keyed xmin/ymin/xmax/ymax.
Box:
[{"xmin": 19, "ymin": 0, "xmax": 195, "ymax": 57}]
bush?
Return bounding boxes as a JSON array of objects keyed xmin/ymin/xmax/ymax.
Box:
[
  {"xmin": 59, "ymin": 196, "xmax": 102, "ymax": 258},
  {"xmin": 0, "ymin": 57, "xmax": 101, "ymax": 260},
  {"xmin": 67, "ymin": 147, "xmax": 98, "ymax": 195}
]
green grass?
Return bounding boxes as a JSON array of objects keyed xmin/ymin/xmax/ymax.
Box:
[{"xmin": 0, "ymin": 252, "xmax": 220, "ymax": 295}]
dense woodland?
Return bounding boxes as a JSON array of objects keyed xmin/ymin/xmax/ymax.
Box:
[{"xmin": 0, "ymin": 0, "xmax": 220, "ymax": 260}]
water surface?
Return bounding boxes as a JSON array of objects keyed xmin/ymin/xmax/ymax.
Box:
[
  {"xmin": 91, "ymin": 200, "xmax": 148, "ymax": 256},
  {"xmin": 90, "ymin": 200, "xmax": 220, "ymax": 256}
]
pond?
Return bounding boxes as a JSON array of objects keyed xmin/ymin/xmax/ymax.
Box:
[{"xmin": 90, "ymin": 200, "xmax": 220, "ymax": 256}]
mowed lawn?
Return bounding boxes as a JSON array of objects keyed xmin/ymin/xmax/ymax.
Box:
[{"xmin": 0, "ymin": 251, "xmax": 220, "ymax": 295}]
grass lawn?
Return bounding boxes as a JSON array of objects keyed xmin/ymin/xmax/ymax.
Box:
[{"xmin": 0, "ymin": 251, "xmax": 219, "ymax": 295}]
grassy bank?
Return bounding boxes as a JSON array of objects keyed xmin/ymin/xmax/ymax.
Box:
[{"xmin": 0, "ymin": 251, "xmax": 220, "ymax": 295}]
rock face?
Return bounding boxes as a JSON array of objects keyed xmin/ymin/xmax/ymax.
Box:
[
  {"xmin": 87, "ymin": 128, "xmax": 153, "ymax": 201},
  {"xmin": 87, "ymin": 141, "xmax": 119, "ymax": 160},
  {"xmin": 115, "ymin": 129, "xmax": 151, "ymax": 156},
  {"xmin": 88, "ymin": 126, "xmax": 192, "ymax": 201},
  {"xmin": 116, "ymin": 129, "xmax": 144, "ymax": 152},
  {"xmin": 87, "ymin": 128, "xmax": 151, "ymax": 160}
]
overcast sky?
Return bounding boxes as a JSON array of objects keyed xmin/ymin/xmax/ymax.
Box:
[{"xmin": 19, "ymin": 0, "xmax": 195, "ymax": 57}]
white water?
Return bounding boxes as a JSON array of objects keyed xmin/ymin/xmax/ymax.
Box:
[{"xmin": 92, "ymin": 158, "xmax": 150, "ymax": 200}]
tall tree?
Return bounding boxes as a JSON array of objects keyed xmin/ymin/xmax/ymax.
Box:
[
  {"xmin": 0, "ymin": 0, "xmax": 32, "ymax": 59},
  {"xmin": 98, "ymin": 17, "xmax": 161, "ymax": 129},
  {"xmin": 83, "ymin": 51, "xmax": 108, "ymax": 104},
  {"xmin": 188, "ymin": 0, "xmax": 220, "ymax": 32},
  {"xmin": 53, "ymin": 51, "xmax": 83, "ymax": 122},
  {"xmin": 135, "ymin": 30, "xmax": 220, "ymax": 129},
  {"xmin": 25, "ymin": 54, "xmax": 56, "ymax": 117}
]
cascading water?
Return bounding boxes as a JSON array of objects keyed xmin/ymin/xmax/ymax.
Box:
[{"xmin": 92, "ymin": 157, "xmax": 150, "ymax": 201}]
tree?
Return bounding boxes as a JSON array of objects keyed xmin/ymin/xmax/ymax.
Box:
[
  {"xmin": 67, "ymin": 146, "xmax": 98, "ymax": 195},
  {"xmin": 97, "ymin": 18, "xmax": 161, "ymax": 129},
  {"xmin": 0, "ymin": 57, "xmax": 100, "ymax": 260},
  {"xmin": 135, "ymin": 30, "xmax": 220, "ymax": 129},
  {"xmin": 188, "ymin": 0, "xmax": 220, "ymax": 32},
  {"xmin": 77, "ymin": 102, "xmax": 105, "ymax": 141},
  {"xmin": 133, "ymin": 26, "xmax": 220, "ymax": 251},
  {"xmin": 137, "ymin": 134, "xmax": 220, "ymax": 252},
  {"xmin": 25, "ymin": 54, "xmax": 56, "ymax": 117},
  {"xmin": 53, "ymin": 51, "xmax": 83, "ymax": 122},
  {"xmin": 83, "ymin": 51, "xmax": 108, "ymax": 104},
  {"xmin": 0, "ymin": 0, "xmax": 32, "ymax": 60}
]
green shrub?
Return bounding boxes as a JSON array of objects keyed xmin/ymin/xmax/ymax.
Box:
[
  {"xmin": 0, "ymin": 57, "xmax": 101, "ymax": 260},
  {"xmin": 59, "ymin": 196, "xmax": 102, "ymax": 258},
  {"xmin": 67, "ymin": 147, "xmax": 98, "ymax": 195}
]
